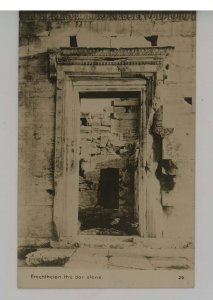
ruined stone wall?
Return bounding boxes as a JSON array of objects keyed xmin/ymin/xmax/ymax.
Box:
[
  {"xmin": 19, "ymin": 12, "xmax": 195, "ymax": 242},
  {"xmin": 79, "ymin": 98, "xmax": 139, "ymax": 232}
]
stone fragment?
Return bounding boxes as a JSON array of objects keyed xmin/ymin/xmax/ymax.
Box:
[{"xmin": 25, "ymin": 249, "xmax": 71, "ymax": 266}]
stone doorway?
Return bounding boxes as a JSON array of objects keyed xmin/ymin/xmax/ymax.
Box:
[
  {"xmin": 49, "ymin": 47, "xmax": 174, "ymax": 241},
  {"xmin": 78, "ymin": 92, "xmax": 140, "ymax": 236}
]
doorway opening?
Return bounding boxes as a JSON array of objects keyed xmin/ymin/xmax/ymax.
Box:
[
  {"xmin": 78, "ymin": 91, "xmax": 140, "ymax": 236},
  {"xmin": 100, "ymin": 168, "xmax": 119, "ymax": 209}
]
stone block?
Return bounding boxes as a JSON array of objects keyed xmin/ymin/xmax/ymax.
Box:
[
  {"xmin": 89, "ymin": 118, "xmax": 101, "ymax": 126},
  {"xmin": 101, "ymin": 117, "xmax": 111, "ymax": 127},
  {"xmin": 100, "ymin": 135, "xmax": 109, "ymax": 147},
  {"xmin": 65, "ymin": 248, "xmax": 109, "ymax": 269},
  {"xmin": 108, "ymin": 249, "xmax": 153, "ymax": 270},
  {"xmin": 111, "ymin": 119, "xmax": 120, "ymax": 131},
  {"xmin": 148, "ymin": 256, "xmax": 190, "ymax": 269},
  {"xmin": 97, "ymin": 157, "xmax": 127, "ymax": 169},
  {"xmin": 90, "ymin": 154, "xmax": 108, "ymax": 166},
  {"xmin": 119, "ymin": 119, "xmax": 138, "ymax": 127},
  {"xmin": 26, "ymin": 249, "xmax": 71, "ymax": 266},
  {"xmin": 92, "ymin": 126, "xmax": 111, "ymax": 133},
  {"xmin": 112, "ymin": 120, "xmax": 138, "ymax": 135},
  {"xmin": 114, "ymin": 112, "xmax": 138, "ymax": 120},
  {"xmin": 113, "ymin": 106, "xmax": 126, "ymax": 113},
  {"xmin": 112, "ymin": 132, "xmax": 123, "ymax": 141},
  {"xmin": 112, "ymin": 99, "xmax": 139, "ymax": 106},
  {"xmin": 122, "ymin": 132, "xmax": 138, "ymax": 140}
]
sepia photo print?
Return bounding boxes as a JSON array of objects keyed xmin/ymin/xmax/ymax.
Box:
[{"xmin": 18, "ymin": 11, "xmax": 195, "ymax": 288}]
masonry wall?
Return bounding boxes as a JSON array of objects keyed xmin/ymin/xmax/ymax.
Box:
[
  {"xmin": 78, "ymin": 98, "xmax": 139, "ymax": 234},
  {"xmin": 19, "ymin": 12, "xmax": 195, "ymax": 242}
]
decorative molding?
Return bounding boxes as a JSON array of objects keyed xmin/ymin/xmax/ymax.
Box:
[
  {"xmin": 20, "ymin": 11, "xmax": 196, "ymax": 22},
  {"xmin": 56, "ymin": 59, "xmax": 163, "ymax": 66},
  {"xmin": 58, "ymin": 47, "xmax": 174, "ymax": 57},
  {"xmin": 48, "ymin": 47, "xmax": 174, "ymax": 79}
]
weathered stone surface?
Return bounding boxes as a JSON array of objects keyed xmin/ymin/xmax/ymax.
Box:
[
  {"xmin": 18, "ymin": 206, "xmax": 53, "ymax": 238},
  {"xmin": 19, "ymin": 11, "xmax": 195, "ymax": 242},
  {"xmin": 112, "ymin": 99, "xmax": 138, "ymax": 106},
  {"xmin": 114, "ymin": 112, "xmax": 138, "ymax": 120},
  {"xmin": 25, "ymin": 249, "xmax": 74, "ymax": 266},
  {"xmin": 65, "ymin": 248, "xmax": 109, "ymax": 269},
  {"xmin": 21, "ymin": 244, "xmax": 194, "ymax": 270},
  {"xmin": 134, "ymin": 237, "xmax": 195, "ymax": 249},
  {"xmin": 79, "ymin": 100, "xmax": 139, "ymax": 230},
  {"xmin": 148, "ymin": 256, "xmax": 190, "ymax": 270},
  {"xmin": 109, "ymin": 249, "xmax": 153, "ymax": 270}
]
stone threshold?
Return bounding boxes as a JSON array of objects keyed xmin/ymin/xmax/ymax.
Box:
[{"xmin": 19, "ymin": 236, "xmax": 194, "ymax": 249}]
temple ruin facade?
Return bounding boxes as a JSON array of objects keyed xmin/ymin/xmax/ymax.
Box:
[{"xmin": 18, "ymin": 11, "xmax": 195, "ymax": 249}]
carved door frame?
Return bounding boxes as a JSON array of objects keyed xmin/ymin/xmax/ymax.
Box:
[{"xmin": 49, "ymin": 47, "xmax": 174, "ymax": 241}]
